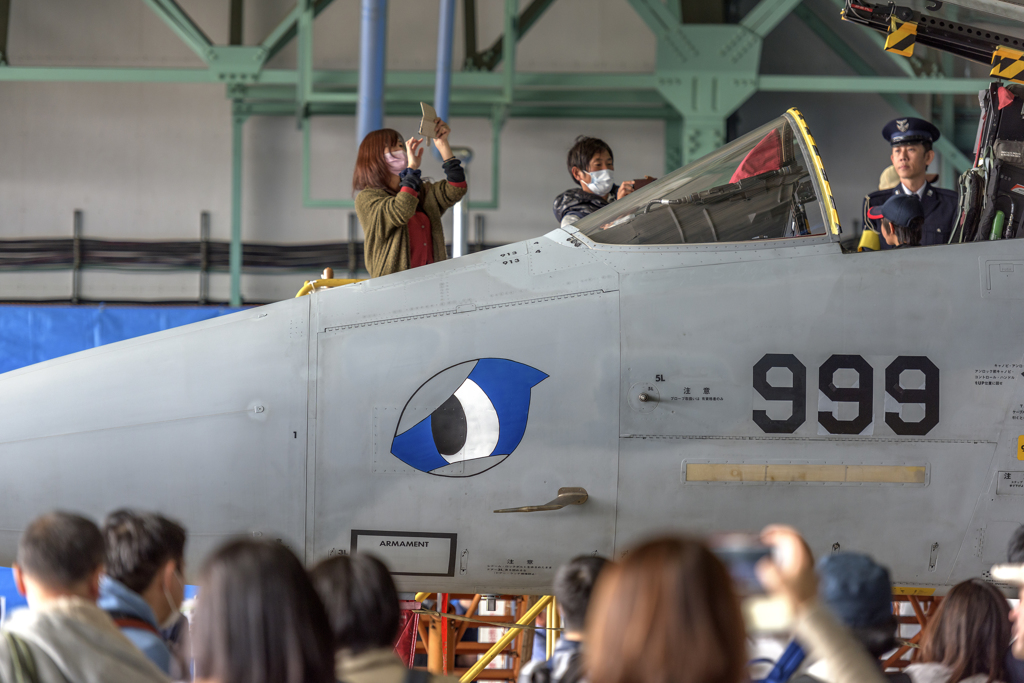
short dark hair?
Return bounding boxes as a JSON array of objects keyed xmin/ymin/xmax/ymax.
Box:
[
  {"xmin": 553, "ymin": 555, "xmax": 609, "ymax": 632},
  {"xmin": 851, "ymin": 616, "xmax": 900, "ymax": 658},
  {"xmin": 17, "ymin": 511, "xmax": 105, "ymax": 589},
  {"xmin": 310, "ymin": 554, "xmax": 400, "ymax": 653},
  {"xmin": 102, "ymin": 509, "xmax": 187, "ymax": 594},
  {"xmin": 1008, "ymin": 525, "xmax": 1024, "ymax": 563},
  {"xmin": 885, "ymin": 216, "xmax": 922, "ymax": 246},
  {"xmin": 567, "ymin": 136, "xmax": 613, "ymax": 182},
  {"xmin": 894, "ymin": 140, "xmax": 933, "ymax": 154},
  {"xmin": 193, "ymin": 539, "xmax": 335, "ymax": 683}
]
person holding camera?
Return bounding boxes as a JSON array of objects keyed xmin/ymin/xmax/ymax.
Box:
[
  {"xmin": 353, "ymin": 120, "xmax": 467, "ymax": 278},
  {"xmin": 553, "ymin": 136, "xmax": 643, "ymax": 228}
]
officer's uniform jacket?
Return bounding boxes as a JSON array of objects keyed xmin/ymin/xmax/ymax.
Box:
[{"xmin": 863, "ymin": 181, "xmax": 956, "ymax": 247}]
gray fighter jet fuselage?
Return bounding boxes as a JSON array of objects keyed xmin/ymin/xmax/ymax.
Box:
[{"xmin": 1, "ymin": 110, "xmax": 1021, "ymax": 596}]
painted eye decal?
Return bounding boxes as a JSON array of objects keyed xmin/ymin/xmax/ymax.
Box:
[{"xmin": 391, "ymin": 359, "xmax": 548, "ymax": 477}]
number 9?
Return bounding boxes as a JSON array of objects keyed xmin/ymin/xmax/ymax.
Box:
[
  {"xmin": 885, "ymin": 356, "xmax": 939, "ymax": 435},
  {"xmin": 818, "ymin": 355, "xmax": 873, "ymax": 435},
  {"xmin": 752, "ymin": 354, "xmax": 806, "ymax": 434}
]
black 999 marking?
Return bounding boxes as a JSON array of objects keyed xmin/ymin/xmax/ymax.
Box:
[
  {"xmin": 884, "ymin": 356, "xmax": 940, "ymax": 435},
  {"xmin": 752, "ymin": 354, "xmax": 806, "ymax": 434},
  {"xmin": 752, "ymin": 354, "xmax": 940, "ymax": 436},
  {"xmin": 818, "ymin": 355, "xmax": 874, "ymax": 435}
]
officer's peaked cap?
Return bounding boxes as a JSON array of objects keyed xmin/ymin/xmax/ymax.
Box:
[{"xmin": 882, "ymin": 117, "xmax": 941, "ymax": 146}]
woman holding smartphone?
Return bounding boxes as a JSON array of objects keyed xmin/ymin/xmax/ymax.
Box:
[{"xmin": 352, "ymin": 119, "xmax": 467, "ymax": 278}]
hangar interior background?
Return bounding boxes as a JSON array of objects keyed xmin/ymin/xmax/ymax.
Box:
[{"xmin": 0, "ymin": 0, "xmax": 1002, "ymax": 308}]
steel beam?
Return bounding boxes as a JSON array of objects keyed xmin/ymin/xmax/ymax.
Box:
[
  {"xmin": 260, "ymin": 0, "xmax": 337, "ymax": 65},
  {"xmin": 759, "ymin": 75, "xmax": 992, "ymax": 94},
  {"xmin": 0, "ymin": 67, "xmax": 659, "ymax": 91},
  {"xmin": 260, "ymin": 6, "xmax": 301, "ymax": 61},
  {"xmin": 230, "ymin": 109, "xmax": 246, "ymax": 306},
  {"xmin": 0, "ymin": 0, "xmax": 10, "ymax": 65},
  {"xmin": 791, "ymin": 4, "xmax": 973, "ymax": 172},
  {"xmin": 793, "ymin": 4, "xmax": 875, "ymax": 76},
  {"xmin": 665, "ymin": 117, "xmax": 682, "ymax": 174},
  {"xmin": 682, "ymin": 116, "xmax": 725, "ymax": 165},
  {"xmin": 472, "ymin": 0, "xmax": 558, "ymax": 71},
  {"xmin": 0, "ymin": 67, "xmax": 225, "ymax": 82},
  {"xmin": 739, "ymin": 0, "xmax": 803, "ymax": 38},
  {"xmin": 303, "ymin": 118, "xmax": 355, "ymax": 208},
  {"xmin": 627, "ymin": 0, "xmax": 699, "ymax": 64},
  {"xmin": 297, "ymin": 0, "xmax": 314, "ymax": 107},
  {"xmin": 932, "ymin": 0, "xmax": 1024, "ymax": 24},
  {"xmin": 140, "ymin": 0, "xmax": 214, "ymax": 63},
  {"xmin": 469, "ymin": 106, "xmax": 506, "ymax": 210},
  {"xmin": 242, "ymin": 100, "xmax": 675, "ymax": 119},
  {"xmin": 940, "ymin": 52, "xmax": 956, "ymax": 188},
  {"xmin": 463, "ymin": 0, "xmax": 478, "ymax": 70},
  {"xmin": 824, "ymin": 0, "xmax": 920, "ymax": 77},
  {"xmin": 503, "ymin": 0, "xmax": 516, "ymax": 102},
  {"xmin": 230, "ymin": 0, "xmax": 244, "ymax": 45}
]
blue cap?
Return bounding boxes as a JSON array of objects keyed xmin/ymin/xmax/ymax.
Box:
[
  {"xmin": 882, "ymin": 117, "xmax": 941, "ymax": 146},
  {"xmin": 817, "ymin": 553, "xmax": 893, "ymax": 628},
  {"xmin": 878, "ymin": 194, "xmax": 924, "ymax": 228}
]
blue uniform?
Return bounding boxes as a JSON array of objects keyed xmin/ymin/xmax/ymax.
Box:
[
  {"xmin": 863, "ymin": 182, "xmax": 957, "ymax": 247},
  {"xmin": 863, "ymin": 117, "xmax": 957, "ymax": 249}
]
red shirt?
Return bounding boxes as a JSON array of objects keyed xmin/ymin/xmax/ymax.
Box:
[{"xmin": 408, "ymin": 210, "xmax": 433, "ymax": 268}]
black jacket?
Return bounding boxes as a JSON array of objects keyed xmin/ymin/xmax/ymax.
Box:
[{"xmin": 553, "ymin": 186, "xmax": 618, "ymax": 226}]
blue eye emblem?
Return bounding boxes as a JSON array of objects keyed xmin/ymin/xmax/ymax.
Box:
[{"xmin": 391, "ymin": 359, "xmax": 548, "ymax": 477}]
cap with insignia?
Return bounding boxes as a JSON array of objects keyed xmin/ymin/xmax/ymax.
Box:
[{"xmin": 882, "ymin": 117, "xmax": 941, "ymax": 146}]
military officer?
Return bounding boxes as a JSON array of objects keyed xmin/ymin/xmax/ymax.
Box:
[{"xmin": 859, "ymin": 117, "xmax": 957, "ymax": 250}]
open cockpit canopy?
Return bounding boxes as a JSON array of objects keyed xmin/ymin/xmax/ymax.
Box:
[{"xmin": 579, "ymin": 111, "xmax": 839, "ymax": 246}]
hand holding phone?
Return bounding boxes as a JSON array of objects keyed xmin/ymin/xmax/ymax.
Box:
[{"xmin": 756, "ymin": 525, "xmax": 818, "ymax": 609}]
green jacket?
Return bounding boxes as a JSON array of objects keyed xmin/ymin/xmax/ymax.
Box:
[{"xmin": 355, "ymin": 179, "xmax": 467, "ymax": 278}]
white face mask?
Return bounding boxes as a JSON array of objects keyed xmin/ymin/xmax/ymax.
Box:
[
  {"xmin": 584, "ymin": 169, "xmax": 614, "ymax": 196},
  {"xmin": 161, "ymin": 570, "xmax": 184, "ymax": 631}
]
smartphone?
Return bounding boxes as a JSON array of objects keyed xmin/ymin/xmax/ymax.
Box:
[
  {"xmin": 708, "ymin": 533, "xmax": 771, "ymax": 595},
  {"xmin": 632, "ymin": 177, "xmax": 657, "ymax": 190},
  {"xmin": 418, "ymin": 102, "xmax": 439, "ymax": 138}
]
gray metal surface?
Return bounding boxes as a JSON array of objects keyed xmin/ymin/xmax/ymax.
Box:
[
  {"xmin": 941, "ymin": 0, "xmax": 1024, "ymax": 24},
  {"xmin": 0, "ymin": 113, "xmax": 1022, "ymax": 595}
]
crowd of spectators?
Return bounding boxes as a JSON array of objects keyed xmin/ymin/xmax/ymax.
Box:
[{"xmin": 0, "ymin": 510, "xmax": 1022, "ymax": 683}]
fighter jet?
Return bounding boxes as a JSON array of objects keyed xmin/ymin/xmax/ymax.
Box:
[{"xmin": 0, "ymin": 103, "xmax": 1021, "ymax": 596}]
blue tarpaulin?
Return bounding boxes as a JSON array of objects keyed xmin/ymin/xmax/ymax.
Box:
[
  {"xmin": 0, "ymin": 568, "xmax": 27, "ymax": 620},
  {"xmin": 0, "ymin": 306, "xmax": 225, "ymax": 619},
  {"xmin": 0, "ymin": 305, "xmax": 242, "ymax": 374},
  {"xmin": 0, "ymin": 567, "xmax": 199, "ymax": 623}
]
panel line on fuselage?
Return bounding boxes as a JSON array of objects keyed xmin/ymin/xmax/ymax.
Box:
[
  {"xmin": 620, "ymin": 435, "xmax": 995, "ymax": 444},
  {"xmin": 321, "ymin": 289, "xmax": 613, "ymax": 333}
]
